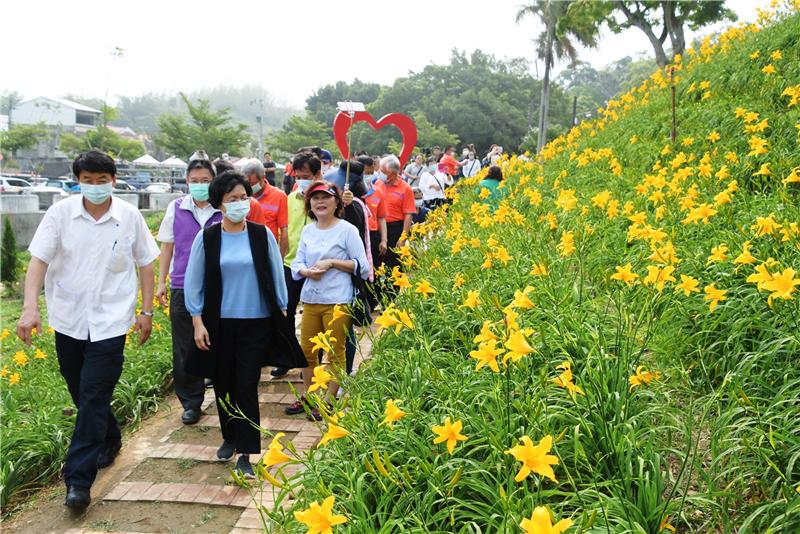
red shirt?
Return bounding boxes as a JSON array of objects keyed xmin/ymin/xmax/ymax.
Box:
[
  {"xmin": 376, "ymin": 179, "xmax": 415, "ymax": 223},
  {"xmin": 363, "ymin": 186, "xmax": 387, "ymax": 232},
  {"xmin": 440, "ymin": 153, "xmax": 459, "ymax": 176},
  {"xmin": 246, "ymin": 198, "xmax": 266, "ymax": 225},
  {"xmin": 254, "ymin": 185, "xmax": 289, "ymax": 240}
]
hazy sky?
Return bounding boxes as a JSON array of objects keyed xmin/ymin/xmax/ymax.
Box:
[{"xmin": 5, "ymin": 0, "xmax": 770, "ymax": 110}]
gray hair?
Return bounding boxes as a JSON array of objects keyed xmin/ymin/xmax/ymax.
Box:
[
  {"xmin": 380, "ymin": 155, "xmax": 401, "ymax": 173},
  {"xmin": 242, "ymin": 158, "xmax": 264, "ymax": 178}
]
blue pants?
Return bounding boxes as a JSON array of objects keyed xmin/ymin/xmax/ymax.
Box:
[{"xmin": 55, "ymin": 332, "xmax": 125, "ymax": 490}]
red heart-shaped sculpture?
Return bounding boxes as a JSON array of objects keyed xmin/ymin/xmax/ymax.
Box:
[{"xmin": 332, "ymin": 111, "xmax": 418, "ymax": 168}]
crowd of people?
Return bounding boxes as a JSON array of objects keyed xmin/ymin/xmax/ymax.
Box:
[{"xmin": 14, "ymin": 141, "xmax": 505, "ymax": 510}]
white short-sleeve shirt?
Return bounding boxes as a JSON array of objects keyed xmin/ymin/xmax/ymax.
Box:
[{"xmin": 28, "ymin": 195, "xmax": 160, "ymax": 341}]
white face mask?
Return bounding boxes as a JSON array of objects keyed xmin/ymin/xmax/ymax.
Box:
[
  {"xmin": 322, "ymin": 163, "xmax": 331, "ymax": 173},
  {"xmin": 295, "ymin": 179, "xmax": 312, "ymax": 193},
  {"xmin": 251, "ymin": 182, "xmax": 263, "ymax": 195},
  {"xmin": 223, "ymin": 199, "xmax": 250, "ymax": 223},
  {"xmin": 415, "ymin": 199, "xmax": 424, "ymax": 208}
]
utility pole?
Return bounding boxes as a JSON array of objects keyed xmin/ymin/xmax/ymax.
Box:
[{"xmin": 251, "ymin": 98, "xmax": 265, "ymax": 158}]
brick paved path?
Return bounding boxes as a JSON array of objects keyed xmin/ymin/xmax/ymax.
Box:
[{"xmin": 8, "ymin": 327, "xmax": 373, "ymax": 534}]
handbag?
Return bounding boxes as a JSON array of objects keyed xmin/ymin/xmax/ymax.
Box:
[{"xmin": 350, "ymin": 258, "xmax": 373, "ymax": 327}]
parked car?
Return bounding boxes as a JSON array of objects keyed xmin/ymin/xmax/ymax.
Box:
[
  {"xmin": 0, "ymin": 177, "xmax": 33, "ymax": 194},
  {"xmin": 27, "ymin": 184, "xmax": 70, "ymax": 200},
  {"xmin": 113, "ymin": 179, "xmax": 137, "ymax": 192},
  {"xmin": 145, "ymin": 182, "xmax": 172, "ymax": 193},
  {"xmin": 45, "ymin": 179, "xmax": 79, "ymax": 193}
]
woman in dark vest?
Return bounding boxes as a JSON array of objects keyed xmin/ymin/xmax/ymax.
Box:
[
  {"xmin": 183, "ymin": 171, "xmax": 305, "ymax": 478},
  {"xmin": 156, "ymin": 156, "xmax": 222, "ymax": 426}
]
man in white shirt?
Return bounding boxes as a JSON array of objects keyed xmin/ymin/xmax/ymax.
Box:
[
  {"xmin": 16, "ymin": 150, "xmax": 159, "ymax": 511},
  {"xmin": 418, "ymin": 162, "xmax": 453, "ymax": 206}
]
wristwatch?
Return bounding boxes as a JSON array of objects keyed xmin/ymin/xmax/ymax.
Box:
[{"xmin": 140, "ymin": 310, "xmax": 154, "ymax": 317}]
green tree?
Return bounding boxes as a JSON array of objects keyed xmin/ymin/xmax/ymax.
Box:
[
  {"xmin": 517, "ymin": 0, "xmax": 602, "ymax": 152},
  {"xmin": 1, "ymin": 91, "xmax": 23, "ymax": 128},
  {"xmin": 0, "ymin": 123, "xmax": 50, "ymax": 157},
  {"xmin": 265, "ymin": 115, "xmax": 336, "ymax": 158},
  {"xmin": 155, "ymin": 93, "xmax": 252, "ymax": 158},
  {"xmin": 305, "ymin": 80, "xmax": 383, "ymax": 128},
  {"xmin": 59, "ymin": 126, "xmax": 145, "ymax": 161},
  {"xmin": 600, "ymin": 1, "xmax": 737, "ymax": 67},
  {"xmin": 1, "ymin": 217, "xmax": 18, "ymax": 284}
]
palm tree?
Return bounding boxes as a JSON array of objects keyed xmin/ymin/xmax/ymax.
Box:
[{"xmin": 517, "ymin": 0, "xmax": 600, "ymax": 152}]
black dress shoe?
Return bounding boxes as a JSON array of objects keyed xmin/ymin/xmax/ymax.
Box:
[
  {"xmin": 97, "ymin": 441, "xmax": 121, "ymax": 469},
  {"xmin": 181, "ymin": 408, "xmax": 201, "ymax": 425},
  {"xmin": 270, "ymin": 367, "xmax": 289, "ymax": 377},
  {"xmin": 64, "ymin": 486, "xmax": 90, "ymax": 509}
]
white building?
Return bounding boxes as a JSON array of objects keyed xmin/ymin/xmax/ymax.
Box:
[{"xmin": 11, "ymin": 96, "xmax": 102, "ymax": 133}]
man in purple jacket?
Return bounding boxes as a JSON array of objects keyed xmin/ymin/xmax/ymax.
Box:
[{"xmin": 156, "ymin": 157, "xmax": 223, "ymax": 424}]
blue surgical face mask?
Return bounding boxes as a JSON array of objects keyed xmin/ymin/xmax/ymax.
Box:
[
  {"xmin": 415, "ymin": 199, "xmax": 424, "ymax": 208},
  {"xmin": 362, "ymin": 173, "xmax": 374, "ymax": 183},
  {"xmin": 223, "ymin": 199, "xmax": 250, "ymax": 223},
  {"xmin": 295, "ymin": 179, "xmax": 312, "ymax": 194},
  {"xmin": 375, "ymin": 171, "xmax": 387, "ymax": 183},
  {"xmin": 81, "ymin": 182, "xmax": 113, "ymax": 205},
  {"xmin": 189, "ymin": 183, "xmax": 210, "ymax": 201},
  {"xmin": 251, "ymin": 182, "xmax": 263, "ymax": 195}
]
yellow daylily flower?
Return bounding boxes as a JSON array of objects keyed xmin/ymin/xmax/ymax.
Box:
[
  {"xmin": 293, "ymin": 495, "xmax": 348, "ymax": 533},
  {"xmin": 610, "ymin": 263, "xmax": 639, "ymax": 286},
  {"xmin": 382, "ymin": 399, "xmax": 407, "ymax": 429},
  {"xmin": 520, "ymin": 506, "xmax": 572, "ymax": 534},
  {"xmin": 642, "ymin": 265, "xmax": 676, "ymax": 292},
  {"xmin": 318, "ymin": 423, "xmax": 350, "ymax": 447},
  {"xmin": 9, "ymin": 373, "xmax": 21, "ymax": 386},
  {"xmin": 733, "ymin": 242, "xmax": 758, "ymax": 265},
  {"xmin": 432, "ymin": 417, "xmax": 468, "ymax": 454},
  {"xmin": 461, "ymin": 290, "xmax": 481, "ymax": 309},
  {"xmin": 263, "ymin": 432, "xmax": 292, "ymax": 467},
  {"xmin": 511, "ymin": 287, "xmax": 535, "ymax": 309},
  {"xmin": 703, "ymin": 284, "xmax": 728, "ymax": 312},
  {"xmin": 503, "ymin": 330, "xmax": 535, "ymax": 363},
  {"xmin": 469, "ymin": 339, "xmax": 504, "ymax": 373},
  {"xmin": 761, "ymin": 268, "xmax": 800, "ymax": 304},
  {"xmin": 674, "ymin": 275, "xmax": 700, "ymax": 296},
  {"xmin": 629, "ymin": 365, "xmax": 661, "ymax": 389},
  {"xmin": 506, "ymin": 435, "xmax": 559, "ymax": 483},
  {"xmin": 415, "ymin": 279, "xmax": 436, "ymax": 298},
  {"xmin": 308, "ymin": 366, "xmax": 333, "ymax": 393},
  {"xmin": 309, "ymin": 330, "xmax": 336, "ymax": 354}
]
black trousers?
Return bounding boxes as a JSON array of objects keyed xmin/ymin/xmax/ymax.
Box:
[
  {"xmin": 214, "ymin": 318, "xmax": 271, "ymax": 454},
  {"xmin": 170, "ymin": 288, "xmax": 204, "ymax": 411},
  {"xmin": 284, "ymin": 266, "xmax": 304, "ymax": 332},
  {"xmin": 55, "ymin": 332, "xmax": 125, "ymax": 490}
]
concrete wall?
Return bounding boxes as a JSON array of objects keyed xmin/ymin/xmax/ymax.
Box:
[
  {"xmin": 150, "ymin": 193, "xmax": 182, "ymax": 211},
  {"xmin": 114, "ymin": 194, "xmax": 139, "ymax": 209},
  {"xmin": 0, "ymin": 194, "xmax": 39, "ymax": 213},
  {"xmin": 2, "ymin": 212, "xmax": 46, "ymax": 249}
]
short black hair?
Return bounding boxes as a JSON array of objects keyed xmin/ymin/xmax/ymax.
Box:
[
  {"xmin": 357, "ymin": 155, "xmax": 373, "ymax": 168},
  {"xmin": 350, "ymin": 176, "xmax": 368, "ymax": 198},
  {"xmin": 297, "ymin": 146, "xmax": 322, "ymax": 158},
  {"xmin": 339, "ymin": 160, "xmax": 364, "ymax": 176},
  {"xmin": 292, "ymin": 152, "xmax": 321, "ymax": 175},
  {"xmin": 486, "ymin": 165, "xmax": 503, "ymax": 181},
  {"xmin": 444, "ymin": 145, "xmax": 454, "ymax": 152},
  {"xmin": 187, "ymin": 159, "xmax": 216, "ymax": 178},
  {"xmin": 214, "ymin": 159, "xmax": 234, "ymax": 174},
  {"xmin": 208, "ymin": 170, "xmax": 252, "ymax": 208},
  {"xmin": 72, "ymin": 150, "xmax": 116, "ymax": 178}
]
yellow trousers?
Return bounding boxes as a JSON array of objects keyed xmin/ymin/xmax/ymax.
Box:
[{"xmin": 299, "ymin": 303, "xmax": 351, "ymax": 371}]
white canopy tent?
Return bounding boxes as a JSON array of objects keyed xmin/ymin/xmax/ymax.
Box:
[
  {"xmin": 161, "ymin": 156, "xmax": 187, "ymax": 168},
  {"xmin": 132, "ymin": 154, "xmax": 160, "ymax": 165}
]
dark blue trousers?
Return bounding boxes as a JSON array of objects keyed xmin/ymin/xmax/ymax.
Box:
[
  {"xmin": 345, "ymin": 324, "xmax": 356, "ymax": 375},
  {"xmin": 55, "ymin": 332, "xmax": 125, "ymax": 490}
]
